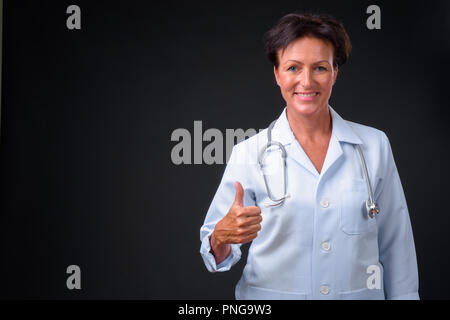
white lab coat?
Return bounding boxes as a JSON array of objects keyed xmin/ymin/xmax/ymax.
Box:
[{"xmin": 200, "ymin": 105, "xmax": 419, "ymax": 300}]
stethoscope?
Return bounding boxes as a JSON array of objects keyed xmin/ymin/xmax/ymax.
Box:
[{"xmin": 257, "ymin": 119, "xmax": 380, "ymax": 218}]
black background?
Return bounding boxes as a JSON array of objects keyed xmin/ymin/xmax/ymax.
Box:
[{"xmin": 1, "ymin": 0, "xmax": 449, "ymax": 299}]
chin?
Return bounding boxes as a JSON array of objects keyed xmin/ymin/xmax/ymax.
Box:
[{"xmin": 289, "ymin": 102, "xmax": 323, "ymax": 117}]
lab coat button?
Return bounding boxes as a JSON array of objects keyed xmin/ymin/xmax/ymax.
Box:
[
  {"xmin": 320, "ymin": 285, "xmax": 330, "ymax": 295},
  {"xmin": 321, "ymin": 241, "xmax": 331, "ymax": 251},
  {"xmin": 320, "ymin": 199, "xmax": 329, "ymax": 208}
]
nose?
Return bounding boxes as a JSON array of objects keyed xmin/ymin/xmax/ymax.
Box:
[{"xmin": 299, "ymin": 68, "xmax": 313, "ymax": 88}]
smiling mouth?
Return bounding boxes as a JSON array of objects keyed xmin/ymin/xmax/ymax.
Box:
[{"xmin": 295, "ymin": 92, "xmax": 320, "ymax": 97}]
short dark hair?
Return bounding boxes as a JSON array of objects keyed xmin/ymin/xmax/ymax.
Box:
[{"xmin": 264, "ymin": 12, "xmax": 352, "ymax": 69}]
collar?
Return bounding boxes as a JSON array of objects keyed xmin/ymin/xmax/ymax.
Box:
[{"xmin": 271, "ymin": 104, "xmax": 363, "ymax": 146}]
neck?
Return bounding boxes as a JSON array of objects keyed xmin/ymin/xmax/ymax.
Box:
[{"xmin": 286, "ymin": 105, "xmax": 332, "ymax": 144}]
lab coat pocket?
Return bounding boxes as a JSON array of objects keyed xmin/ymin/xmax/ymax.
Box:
[
  {"xmin": 243, "ymin": 285, "xmax": 307, "ymax": 300},
  {"xmin": 338, "ymin": 287, "xmax": 385, "ymax": 300},
  {"xmin": 340, "ymin": 178, "xmax": 376, "ymax": 235}
]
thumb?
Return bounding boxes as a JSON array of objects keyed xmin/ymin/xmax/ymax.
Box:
[{"xmin": 233, "ymin": 181, "xmax": 244, "ymax": 207}]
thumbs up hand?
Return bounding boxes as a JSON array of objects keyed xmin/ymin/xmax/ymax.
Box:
[{"xmin": 210, "ymin": 182, "xmax": 262, "ymax": 264}]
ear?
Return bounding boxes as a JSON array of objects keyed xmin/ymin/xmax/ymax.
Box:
[
  {"xmin": 273, "ymin": 65, "xmax": 280, "ymax": 86},
  {"xmin": 333, "ymin": 66, "xmax": 339, "ymax": 85}
]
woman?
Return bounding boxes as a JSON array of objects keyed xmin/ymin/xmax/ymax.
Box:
[{"xmin": 199, "ymin": 13, "xmax": 419, "ymax": 300}]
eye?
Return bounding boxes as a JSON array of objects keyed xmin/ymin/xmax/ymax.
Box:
[
  {"xmin": 287, "ymin": 66, "xmax": 297, "ymax": 72},
  {"xmin": 316, "ymin": 66, "xmax": 327, "ymax": 71}
]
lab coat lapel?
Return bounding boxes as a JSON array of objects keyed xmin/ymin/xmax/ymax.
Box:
[
  {"xmin": 319, "ymin": 134, "xmax": 343, "ymax": 178},
  {"xmin": 272, "ymin": 108, "xmax": 321, "ymax": 177},
  {"xmin": 320, "ymin": 106, "xmax": 364, "ymax": 178},
  {"xmin": 288, "ymin": 139, "xmax": 322, "ymax": 177}
]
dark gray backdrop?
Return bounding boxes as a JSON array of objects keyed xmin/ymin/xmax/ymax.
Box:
[{"xmin": 1, "ymin": 0, "xmax": 449, "ymax": 299}]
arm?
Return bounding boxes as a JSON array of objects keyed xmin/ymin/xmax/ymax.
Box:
[
  {"xmin": 199, "ymin": 145, "xmax": 258, "ymax": 272},
  {"xmin": 375, "ymin": 132, "xmax": 420, "ymax": 300}
]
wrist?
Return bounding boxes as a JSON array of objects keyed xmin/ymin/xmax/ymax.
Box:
[{"xmin": 210, "ymin": 232, "xmax": 231, "ymax": 261}]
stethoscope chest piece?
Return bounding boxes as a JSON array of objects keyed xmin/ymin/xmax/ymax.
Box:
[{"xmin": 366, "ymin": 200, "xmax": 380, "ymax": 219}]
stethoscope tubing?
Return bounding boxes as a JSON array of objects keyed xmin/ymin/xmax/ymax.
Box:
[{"xmin": 258, "ymin": 119, "xmax": 380, "ymax": 217}]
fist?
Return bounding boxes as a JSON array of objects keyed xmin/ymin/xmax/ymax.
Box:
[{"xmin": 213, "ymin": 181, "xmax": 262, "ymax": 245}]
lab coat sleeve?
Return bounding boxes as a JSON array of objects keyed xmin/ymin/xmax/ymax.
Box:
[
  {"xmin": 200, "ymin": 144, "xmax": 256, "ymax": 273},
  {"xmin": 375, "ymin": 132, "xmax": 420, "ymax": 300}
]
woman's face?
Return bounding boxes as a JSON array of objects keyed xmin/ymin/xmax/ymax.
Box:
[{"xmin": 274, "ymin": 36, "xmax": 338, "ymax": 117}]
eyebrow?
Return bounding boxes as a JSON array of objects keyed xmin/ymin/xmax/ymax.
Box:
[{"xmin": 285, "ymin": 59, "xmax": 330, "ymax": 65}]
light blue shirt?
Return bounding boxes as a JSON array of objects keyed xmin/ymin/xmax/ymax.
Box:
[{"xmin": 200, "ymin": 105, "xmax": 419, "ymax": 300}]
